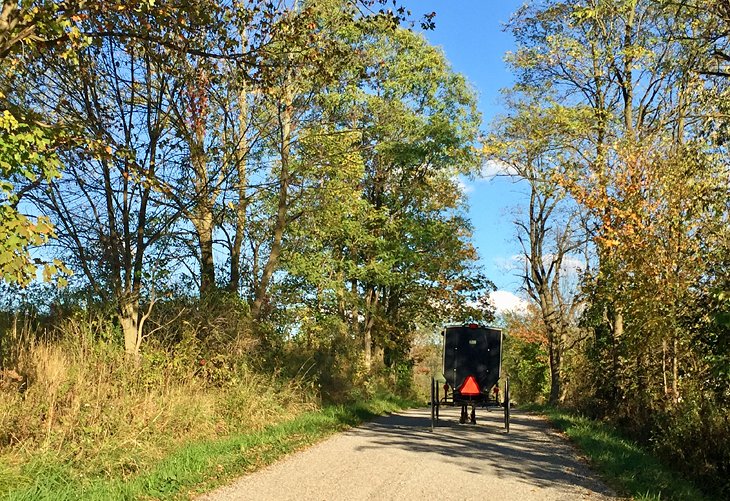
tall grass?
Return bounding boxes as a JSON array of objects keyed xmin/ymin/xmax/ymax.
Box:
[
  {"xmin": 0, "ymin": 313, "xmax": 318, "ymax": 497},
  {"xmin": 1, "ymin": 394, "xmax": 412, "ymax": 500},
  {"xmin": 0, "ymin": 306, "xmax": 418, "ymax": 499},
  {"xmin": 538, "ymin": 406, "xmax": 712, "ymax": 501}
]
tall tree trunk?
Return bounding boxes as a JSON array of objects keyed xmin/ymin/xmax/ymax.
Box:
[
  {"xmin": 350, "ymin": 278, "xmax": 359, "ymax": 334},
  {"xmin": 195, "ymin": 209, "xmax": 216, "ymax": 295},
  {"xmin": 229, "ymin": 29, "xmax": 249, "ymax": 293},
  {"xmin": 119, "ymin": 300, "xmax": 140, "ymax": 359},
  {"xmin": 363, "ymin": 285, "xmax": 378, "ymax": 372},
  {"xmin": 672, "ymin": 336, "xmax": 679, "ymax": 403},
  {"xmin": 190, "ymin": 137, "xmax": 216, "ymax": 295},
  {"xmin": 187, "ymin": 87, "xmax": 217, "ymax": 297},
  {"xmin": 524, "ymin": 184, "xmax": 569, "ymax": 404},
  {"xmin": 621, "ymin": 4, "xmax": 636, "ymax": 140},
  {"xmin": 543, "ymin": 312, "xmax": 563, "ymax": 404},
  {"xmin": 612, "ymin": 306, "xmax": 624, "ymax": 399},
  {"xmin": 251, "ymin": 72, "xmax": 292, "ymax": 319},
  {"xmin": 662, "ymin": 338, "xmax": 669, "ymax": 396},
  {"xmin": 549, "ymin": 340, "xmax": 562, "ymax": 404}
]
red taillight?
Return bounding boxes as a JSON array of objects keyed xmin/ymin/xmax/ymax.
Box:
[
  {"xmin": 467, "ymin": 323, "xmax": 478, "ymax": 329},
  {"xmin": 458, "ymin": 375, "xmax": 481, "ymax": 396}
]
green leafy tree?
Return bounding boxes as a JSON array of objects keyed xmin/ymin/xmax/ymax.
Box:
[
  {"xmin": 281, "ymin": 24, "xmax": 491, "ymax": 373},
  {"xmin": 501, "ymin": 307, "xmax": 550, "ymax": 404},
  {"xmin": 0, "ymin": 111, "xmax": 60, "ymax": 284},
  {"xmin": 0, "ymin": 0, "xmax": 95, "ymax": 284}
]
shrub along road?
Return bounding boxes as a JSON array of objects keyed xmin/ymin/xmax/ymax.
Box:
[{"xmin": 198, "ymin": 407, "xmax": 616, "ymax": 500}]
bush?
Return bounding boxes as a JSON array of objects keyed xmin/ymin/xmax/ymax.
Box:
[
  {"xmin": 652, "ymin": 397, "xmax": 730, "ymax": 498},
  {"xmin": 502, "ymin": 335, "xmax": 549, "ymax": 404}
]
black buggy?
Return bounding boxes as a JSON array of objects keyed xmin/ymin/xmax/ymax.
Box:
[{"xmin": 430, "ymin": 323, "xmax": 510, "ymax": 432}]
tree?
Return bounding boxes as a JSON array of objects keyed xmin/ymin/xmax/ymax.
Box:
[
  {"xmin": 0, "ymin": 111, "xmax": 60, "ymax": 284},
  {"xmin": 486, "ymin": 95, "xmax": 588, "ymax": 403},
  {"xmin": 5, "ymin": 0, "xmax": 245, "ymax": 355},
  {"xmin": 0, "ymin": 0, "xmax": 215, "ymax": 286},
  {"xmin": 504, "ymin": 0, "xmax": 730, "ymax": 429},
  {"xmin": 0, "ymin": 0, "xmax": 91, "ymax": 284},
  {"xmin": 280, "ymin": 24, "xmax": 490, "ymax": 371},
  {"xmin": 26, "ymin": 33, "xmax": 182, "ymax": 356}
]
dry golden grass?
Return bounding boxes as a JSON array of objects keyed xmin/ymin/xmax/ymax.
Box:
[{"xmin": 0, "ymin": 315, "xmax": 316, "ymax": 487}]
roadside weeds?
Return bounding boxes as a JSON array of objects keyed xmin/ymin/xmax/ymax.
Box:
[
  {"xmin": 0, "ymin": 395, "xmax": 415, "ymax": 501},
  {"xmin": 528, "ymin": 405, "xmax": 712, "ymax": 501}
]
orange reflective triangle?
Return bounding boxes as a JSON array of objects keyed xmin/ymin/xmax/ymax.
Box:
[{"xmin": 459, "ymin": 375, "xmax": 480, "ymax": 396}]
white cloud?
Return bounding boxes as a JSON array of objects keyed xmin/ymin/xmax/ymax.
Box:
[
  {"xmin": 456, "ymin": 178, "xmax": 474, "ymax": 194},
  {"xmin": 489, "ymin": 290, "xmax": 529, "ymax": 315},
  {"xmin": 480, "ymin": 159, "xmax": 518, "ymax": 179},
  {"xmin": 559, "ymin": 255, "xmax": 585, "ymax": 274}
]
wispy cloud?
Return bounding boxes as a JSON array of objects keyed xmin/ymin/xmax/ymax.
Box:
[
  {"xmin": 457, "ymin": 178, "xmax": 474, "ymax": 194},
  {"xmin": 494, "ymin": 254, "xmax": 524, "ymax": 273},
  {"xmin": 495, "ymin": 254, "xmax": 586, "ymax": 276}
]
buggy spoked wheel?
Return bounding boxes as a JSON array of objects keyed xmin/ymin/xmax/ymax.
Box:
[
  {"xmin": 430, "ymin": 377, "xmax": 436, "ymax": 431},
  {"xmin": 470, "ymin": 406, "xmax": 476, "ymax": 425},
  {"xmin": 504, "ymin": 377, "xmax": 510, "ymax": 433},
  {"xmin": 435, "ymin": 381, "xmax": 440, "ymax": 425}
]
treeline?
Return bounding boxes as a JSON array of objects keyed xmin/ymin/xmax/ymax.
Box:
[
  {"xmin": 492, "ymin": 0, "xmax": 729, "ymax": 496},
  {"xmin": 1, "ymin": 0, "xmax": 492, "ymax": 381},
  {"xmin": 1, "ymin": 2, "xmax": 492, "ymax": 489}
]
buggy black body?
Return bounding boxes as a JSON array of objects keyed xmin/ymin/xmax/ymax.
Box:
[{"xmin": 430, "ymin": 323, "xmax": 510, "ymax": 431}]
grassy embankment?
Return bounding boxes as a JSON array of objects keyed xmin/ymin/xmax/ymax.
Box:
[
  {"xmin": 0, "ymin": 317, "xmax": 417, "ymax": 500},
  {"xmin": 1, "ymin": 395, "xmax": 410, "ymax": 501},
  {"xmin": 533, "ymin": 406, "xmax": 713, "ymax": 501}
]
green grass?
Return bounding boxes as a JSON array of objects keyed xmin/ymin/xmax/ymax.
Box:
[
  {"xmin": 0, "ymin": 394, "xmax": 414, "ymax": 501},
  {"xmin": 533, "ymin": 406, "xmax": 711, "ymax": 501}
]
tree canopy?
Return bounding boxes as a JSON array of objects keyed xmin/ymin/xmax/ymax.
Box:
[{"xmin": 1, "ymin": 0, "xmax": 491, "ymax": 372}]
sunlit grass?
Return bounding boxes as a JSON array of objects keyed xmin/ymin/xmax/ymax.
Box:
[
  {"xmin": 536, "ymin": 406, "xmax": 710, "ymax": 501},
  {"xmin": 0, "ymin": 394, "xmax": 413, "ymax": 500}
]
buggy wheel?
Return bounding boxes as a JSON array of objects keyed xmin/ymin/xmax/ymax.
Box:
[
  {"xmin": 504, "ymin": 377, "xmax": 510, "ymax": 433},
  {"xmin": 470, "ymin": 405, "xmax": 476, "ymax": 424},
  {"xmin": 430, "ymin": 377, "xmax": 436, "ymax": 431},
  {"xmin": 435, "ymin": 382, "xmax": 440, "ymax": 424}
]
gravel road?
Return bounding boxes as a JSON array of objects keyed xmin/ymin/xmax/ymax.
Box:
[{"xmin": 198, "ymin": 406, "xmax": 618, "ymax": 501}]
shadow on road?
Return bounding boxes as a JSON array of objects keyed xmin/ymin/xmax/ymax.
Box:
[{"xmin": 350, "ymin": 407, "xmax": 615, "ymax": 498}]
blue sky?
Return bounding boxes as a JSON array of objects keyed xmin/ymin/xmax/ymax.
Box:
[{"xmin": 410, "ymin": 1, "xmax": 530, "ymax": 299}]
